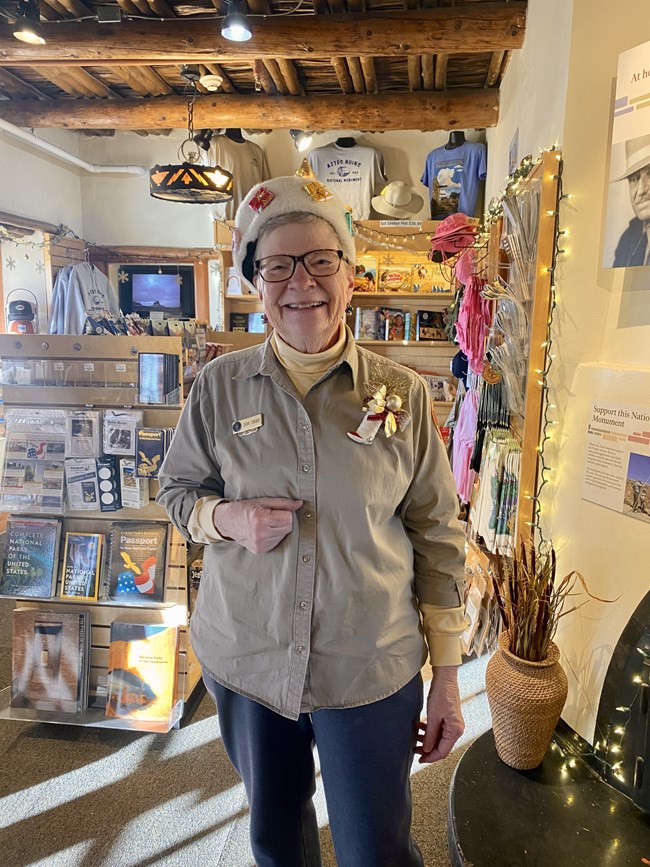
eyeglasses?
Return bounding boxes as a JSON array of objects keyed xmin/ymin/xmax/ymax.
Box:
[{"xmin": 254, "ymin": 249, "xmax": 344, "ymax": 282}]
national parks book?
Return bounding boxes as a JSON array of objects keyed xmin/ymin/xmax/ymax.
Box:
[
  {"xmin": 105, "ymin": 621, "xmax": 179, "ymax": 730},
  {"xmin": 105, "ymin": 522, "xmax": 168, "ymax": 605},
  {"xmin": 60, "ymin": 532, "xmax": 104, "ymax": 601},
  {"xmin": 0, "ymin": 516, "xmax": 62, "ymax": 598},
  {"xmin": 11, "ymin": 608, "xmax": 90, "ymax": 713}
]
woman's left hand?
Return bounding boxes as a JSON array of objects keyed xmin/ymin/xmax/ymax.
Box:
[{"xmin": 415, "ymin": 666, "xmax": 465, "ymax": 763}]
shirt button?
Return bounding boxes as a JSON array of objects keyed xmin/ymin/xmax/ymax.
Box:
[
  {"xmin": 301, "ymin": 464, "xmax": 310, "ymax": 473},
  {"xmin": 302, "ymin": 554, "xmax": 311, "ymax": 563},
  {"xmin": 297, "ymin": 645, "xmax": 305, "ymax": 653},
  {"xmin": 304, "ymin": 511, "xmax": 312, "ymax": 518},
  {"xmin": 299, "ymin": 601, "xmax": 308, "ymax": 609},
  {"xmin": 302, "ymin": 423, "xmax": 310, "ymax": 431}
]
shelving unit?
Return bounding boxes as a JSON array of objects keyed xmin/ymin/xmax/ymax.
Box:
[{"xmin": 0, "ymin": 334, "xmax": 201, "ymax": 732}]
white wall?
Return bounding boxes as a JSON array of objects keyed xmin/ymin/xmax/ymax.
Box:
[
  {"xmin": 0, "ymin": 129, "xmax": 84, "ymax": 234},
  {"xmin": 546, "ymin": 0, "xmax": 650, "ymax": 742},
  {"xmin": 485, "ymin": 0, "xmax": 573, "ymax": 202}
]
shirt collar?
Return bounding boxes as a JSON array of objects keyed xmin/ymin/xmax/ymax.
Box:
[{"xmin": 232, "ymin": 325, "xmax": 359, "ymax": 388}]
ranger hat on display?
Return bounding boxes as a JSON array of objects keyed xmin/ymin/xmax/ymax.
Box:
[
  {"xmin": 613, "ymin": 133, "xmax": 650, "ymax": 181},
  {"xmin": 371, "ymin": 181, "xmax": 424, "ymax": 218},
  {"xmin": 233, "ymin": 175, "xmax": 357, "ymax": 294}
]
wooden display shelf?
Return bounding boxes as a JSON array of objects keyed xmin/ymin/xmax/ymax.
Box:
[
  {"xmin": 356, "ymin": 339, "xmax": 455, "ymax": 347},
  {"xmin": 353, "ymin": 292, "xmax": 454, "ymax": 302}
]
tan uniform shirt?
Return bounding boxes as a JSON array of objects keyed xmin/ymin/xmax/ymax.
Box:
[{"xmin": 157, "ymin": 328, "xmax": 466, "ymax": 720}]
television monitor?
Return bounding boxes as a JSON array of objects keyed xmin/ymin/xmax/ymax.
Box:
[{"xmin": 118, "ymin": 264, "xmax": 196, "ymax": 318}]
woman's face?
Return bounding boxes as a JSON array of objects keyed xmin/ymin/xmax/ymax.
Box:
[{"xmin": 254, "ymin": 220, "xmax": 354, "ymax": 354}]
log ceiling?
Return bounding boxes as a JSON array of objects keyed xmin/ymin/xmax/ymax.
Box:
[{"xmin": 0, "ymin": 0, "xmax": 526, "ymax": 132}]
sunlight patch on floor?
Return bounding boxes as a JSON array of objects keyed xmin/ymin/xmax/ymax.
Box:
[{"xmin": 160, "ymin": 715, "xmax": 222, "ymax": 760}]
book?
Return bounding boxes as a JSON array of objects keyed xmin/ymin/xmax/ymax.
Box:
[
  {"xmin": 418, "ymin": 371, "xmax": 456, "ymax": 402},
  {"xmin": 11, "ymin": 608, "xmax": 90, "ymax": 713},
  {"xmin": 136, "ymin": 427, "xmax": 167, "ymax": 479},
  {"xmin": 411, "ymin": 261, "xmax": 450, "ymax": 294},
  {"xmin": 0, "ymin": 516, "xmax": 62, "ymax": 598},
  {"xmin": 138, "ymin": 352, "xmax": 165, "ymax": 404},
  {"xmin": 119, "ymin": 458, "xmax": 150, "ymax": 509},
  {"xmin": 377, "ymin": 265, "xmax": 411, "ymax": 292},
  {"xmin": 416, "ymin": 309, "xmax": 447, "ymax": 341},
  {"xmin": 60, "ymin": 532, "xmax": 104, "ymax": 601},
  {"xmin": 353, "ymin": 254, "xmax": 378, "ymax": 292},
  {"xmin": 103, "ymin": 410, "xmax": 143, "ymax": 456},
  {"xmin": 105, "ymin": 622, "xmax": 179, "ymax": 731},
  {"xmin": 229, "ymin": 312, "xmax": 249, "ymax": 332},
  {"xmin": 105, "ymin": 522, "xmax": 168, "ymax": 605},
  {"xmin": 383, "ymin": 307, "xmax": 407, "ymax": 341},
  {"xmin": 354, "ymin": 307, "xmax": 383, "ymax": 340}
]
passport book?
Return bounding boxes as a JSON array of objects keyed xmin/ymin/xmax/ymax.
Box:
[{"xmin": 106, "ymin": 522, "xmax": 168, "ymax": 605}]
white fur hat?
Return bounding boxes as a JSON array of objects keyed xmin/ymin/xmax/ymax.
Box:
[{"xmin": 233, "ymin": 175, "xmax": 356, "ymax": 293}]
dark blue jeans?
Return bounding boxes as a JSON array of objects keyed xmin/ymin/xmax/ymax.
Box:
[{"xmin": 202, "ymin": 671, "xmax": 425, "ymax": 867}]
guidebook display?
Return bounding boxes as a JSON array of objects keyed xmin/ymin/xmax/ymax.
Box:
[{"xmin": 0, "ymin": 516, "xmax": 62, "ymax": 598}]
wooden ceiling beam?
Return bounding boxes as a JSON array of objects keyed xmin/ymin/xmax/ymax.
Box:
[
  {"xmin": 31, "ymin": 65, "xmax": 119, "ymax": 98},
  {"xmin": 0, "ymin": 89, "xmax": 499, "ymax": 130},
  {"xmin": 40, "ymin": 0, "xmax": 69, "ymax": 17},
  {"xmin": 203, "ymin": 62, "xmax": 237, "ymax": 93},
  {"xmin": 277, "ymin": 59, "xmax": 304, "ymax": 97},
  {"xmin": 359, "ymin": 55, "xmax": 377, "ymax": 93},
  {"xmin": 115, "ymin": 0, "xmax": 142, "ymax": 16},
  {"xmin": 407, "ymin": 55, "xmax": 423, "ymax": 91},
  {"xmin": 331, "ymin": 57, "xmax": 354, "ymax": 94},
  {"xmin": 422, "ymin": 54, "xmax": 434, "ymax": 90},
  {"xmin": 347, "ymin": 57, "xmax": 365, "ymax": 94},
  {"xmin": 434, "ymin": 53, "xmax": 448, "ymax": 90},
  {"xmin": 0, "ymin": 67, "xmax": 49, "ymax": 99},
  {"xmin": 252, "ymin": 58, "xmax": 277, "ymax": 95},
  {"xmin": 147, "ymin": 0, "xmax": 178, "ymax": 16},
  {"xmin": 113, "ymin": 65, "xmax": 173, "ymax": 96},
  {"xmin": 55, "ymin": 0, "xmax": 94, "ymax": 16},
  {"xmin": 485, "ymin": 49, "xmax": 505, "ymax": 87},
  {"xmin": 263, "ymin": 58, "xmax": 289, "ymax": 95},
  {"xmin": 0, "ymin": 5, "xmax": 527, "ymax": 65},
  {"xmin": 245, "ymin": 0, "xmax": 271, "ymax": 12}
]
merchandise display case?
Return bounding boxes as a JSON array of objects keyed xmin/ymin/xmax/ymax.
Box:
[{"xmin": 0, "ymin": 334, "xmax": 201, "ymax": 732}]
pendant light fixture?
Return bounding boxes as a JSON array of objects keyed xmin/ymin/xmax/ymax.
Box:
[
  {"xmin": 150, "ymin": 78, "xmax": 233, "ymax": 204},
  {"xmin": 221, "ymin": 0, "xmax": 253, "ymax": 42},
  {"xmin": 290, "ymin": 130, "xmax": 313, "ymax": 153},
  {"xmin": 13, "ymin": 0, "xmax": 46, "ymax": 45}
]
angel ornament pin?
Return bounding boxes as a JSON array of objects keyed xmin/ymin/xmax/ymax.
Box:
[{"xmin": 347, "ymin": 381, "xmax": 411, "ymax": 445}]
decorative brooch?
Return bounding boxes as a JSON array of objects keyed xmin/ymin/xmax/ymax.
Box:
[{"xmin": 348, "ymin": 374, "xmax": 411, "ymax": 445}]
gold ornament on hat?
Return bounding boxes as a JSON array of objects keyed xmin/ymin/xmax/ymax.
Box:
[
  {"xmin": 304, "ymin": 181, "xmax": 332, "ymax": 203},
  {"xmin": 296, "ymin": 159, "xmax": 316, "ymax": 179}
]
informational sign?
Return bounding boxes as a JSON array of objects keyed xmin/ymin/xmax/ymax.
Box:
[
  {"xmin": 602, "ymin": 40, "xmax": 650, "ymax": 268},
  {"xmin": 378, "ymin": 220, "xmax": 423, "ymax": 228},
  {"xmin": 582, "ymin": 401, "xmax": 650, "ymax": 523}
]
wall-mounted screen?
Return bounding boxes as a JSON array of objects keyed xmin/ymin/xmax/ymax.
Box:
[{"xmin": 118, "ymin": 264, "xmax": 195, "ymax": 318}]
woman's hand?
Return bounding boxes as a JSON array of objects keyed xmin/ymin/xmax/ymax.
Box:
[
  {"xmin": 415, "ymin": 666, "xmax": 465, "ymax": 763},
  {"xmin": 213, "ymin": 497, "xmax": 303, "ymax": 554}
]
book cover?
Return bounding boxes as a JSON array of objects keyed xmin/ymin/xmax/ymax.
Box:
[
  {"xmin": 138, "ymin": 352, "xmax": 165, "ymax": 404},
  {"xmin": 60, "ymin": 532, "xmax": 104, "ymax": 601},
  {"xmin": 416, "ymin": 310, "xmax": 447, "ymax": 341},
  {"xmin": 353, "ymin": 254, "xmax": 378, "ymax": 292},
  {"xmin": 418, "ymin": 371, "xmax": 456, "ymax": 402},
  {"xmin": 0, "ymin": 516, "xmax": 62, "ymax": 598},
  {"xmin": 119, "ymin": 458, "xmax": 149, "ymax": 509},
  {"xmin": 105, "ymin": 622, "xmax": 179, "ymax": 730},
  {"xmin": 354, "ymin": 307, "xmax": 382, "ymax": 340},
  {"xmin": 383, "ymin": 308, "xmax": 407, "ymax": 341},
  {"xmin": 411, "ymin": 261, "xmax": 450, "ymax": 294},
  {"xmin": 136, "ymin": 428, "xmax": 165, "ymax": 479},
  {"xmin": 106, "ymin": 522, "xmax": 168, "ymax": 605},
  {"xmin": 377, "ymin": 266, "xmax": 411, "ymax": 293},
  {"xmin": 11, "ymin": 608, "xmax": 89, "ymax": 713}
]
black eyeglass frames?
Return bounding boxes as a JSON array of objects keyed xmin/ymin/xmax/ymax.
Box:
[{"xmin": 254, "ymin": 249, "xmax": 344, "ymax": 282}]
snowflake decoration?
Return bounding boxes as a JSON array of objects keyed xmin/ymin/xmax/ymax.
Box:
[
  {"xmin": 5, "ymin": 257, "xmax": 16, "ymax": 271},
  {"xmin": 209, "ymin": 262, "xmax": 219, "ymax": 275},
  {"xmin": 36, "ymin": 262, "xmax": 45, "ymax": 274},
  {"xmin": 379, "ymin": 254, "xmax": 395, "ymax": 267},
  {"xmin": 176, "ymin": 275, "xmax": 183, "ymax": 285},
  {"xmin": 118, "ymin": 270, "xmax": 129, "ymax": 284}
]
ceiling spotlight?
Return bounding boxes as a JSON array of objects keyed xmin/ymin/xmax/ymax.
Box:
[
  {"xmin": 221, "ymin": 0, "xmax": 253, "ymax": 42},
  {"xmin": 290, "ymin": 129, "xmax": 313, "ymax": 153},
  {"xmin": 13, "ymin": 0, "xmax": 45, "ymax": 45},
  {"xmin": 193, "ymin": 128, "xmax": 214, "ymax": 151}
]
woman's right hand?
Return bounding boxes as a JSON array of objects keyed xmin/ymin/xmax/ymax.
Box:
[{"xmin": 212, "ymin": 498, "xmax": 303, "ymax": 554}]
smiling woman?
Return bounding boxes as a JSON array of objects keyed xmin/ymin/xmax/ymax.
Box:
[{"xmin": 157, "ymin": 174, "xmax": 468, "ymax": 867}]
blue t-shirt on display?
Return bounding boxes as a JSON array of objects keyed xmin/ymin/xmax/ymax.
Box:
[{"xmin": 420, "ymin": 142, "xmax": 487, "ymax": 219}]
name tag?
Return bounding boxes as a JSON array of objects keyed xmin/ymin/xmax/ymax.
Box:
[{"xmin": 232, "ymin": 413, "xmax": 263, "ymax": 436}]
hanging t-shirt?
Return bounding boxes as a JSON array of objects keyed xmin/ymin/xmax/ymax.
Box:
[
  {"xmin": 211, "ymin": 136, "xmax": 271, "ymax": 220},
  {"xmin": 421, "ymin": 142, "xmax": 487, "ymax": 219},
  {"xmin": 307, "ymin": 143, "xmax": 386, "ymax": 220}
]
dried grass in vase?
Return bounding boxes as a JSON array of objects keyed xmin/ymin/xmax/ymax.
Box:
[{"xmin": 491, "ymin": 542, "xmax": 612, "ymax": 663}]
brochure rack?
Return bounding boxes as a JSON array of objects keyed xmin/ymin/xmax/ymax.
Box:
[{"xmin": 0, "ymin": 334, "xmax": 201, "ymax": 732}]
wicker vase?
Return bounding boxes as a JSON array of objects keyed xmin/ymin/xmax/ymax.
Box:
[{"xmin": 486, "ymin": 630, "xmax": 568, "ymax": 770}]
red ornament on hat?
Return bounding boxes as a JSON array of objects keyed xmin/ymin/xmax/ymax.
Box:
[{"xmin": 249, "ymin": 186, "xmax": 275, "ymax": 213}]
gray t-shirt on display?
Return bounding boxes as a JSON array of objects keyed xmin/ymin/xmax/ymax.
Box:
[{"xmin": 308, "ymin": 143, "xmax": 386, "ymax": 220}]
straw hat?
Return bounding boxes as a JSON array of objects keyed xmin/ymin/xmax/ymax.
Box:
[
  {"xmin": 371, "ymin": 181, "xmax": 424, "ymax": 217},
  {"xmin": 613, "ymin": 133, "xmax": 650, "ymax": 181}
]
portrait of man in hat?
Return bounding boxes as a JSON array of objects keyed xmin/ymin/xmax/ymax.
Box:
[{"xmin": 609, "ymin": 133, "xmax": 650, "ymax": 268}]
